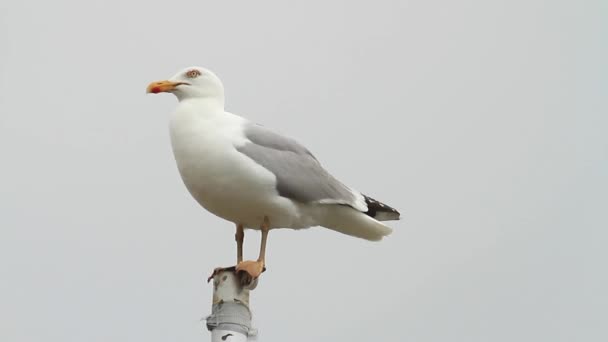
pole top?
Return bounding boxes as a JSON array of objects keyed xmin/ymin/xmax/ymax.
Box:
[
  {"xmin": 206, "ymin": 268, "xmax": 257, "ymax": 338},
  {"xmin": 211, "ymin": 267, "xmax": 258, "ymax": 308}
]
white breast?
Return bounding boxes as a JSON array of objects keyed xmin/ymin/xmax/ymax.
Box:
[{"xmin": 168, "ymin": 100, "xmax": 309, "ymax": 229}]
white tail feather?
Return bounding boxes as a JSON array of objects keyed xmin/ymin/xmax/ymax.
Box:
[{"xmin": 319, "ymin": 205, "xmax": 393, "ymax": 241}]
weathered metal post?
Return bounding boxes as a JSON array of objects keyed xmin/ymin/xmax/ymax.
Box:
[{"xmin": 205, "ymin": 267, "xmax": 258, "ymax": 341}]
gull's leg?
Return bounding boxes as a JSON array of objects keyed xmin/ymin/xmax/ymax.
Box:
[
  {"xmin": 236, "ymin": 217, "xmax": 269, "ymax": 286},
  {"xmin": 236, "ymin": 224, "xmax": 244, "ymax": 263},
  {"xmin": 207, "ymin": 223, "xmax": 245, "ymax": 283},
  {"xmin": 258, "ymin": 219, "xmax": 269, "ymax": 263}
]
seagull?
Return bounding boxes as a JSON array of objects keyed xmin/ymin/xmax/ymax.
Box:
[{"xmin": 147, "ymin": 67, "xmax": 400, "ymax": 284}]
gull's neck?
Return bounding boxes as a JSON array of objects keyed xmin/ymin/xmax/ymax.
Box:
[
  {"xmin": 173, "ymin": 97, "xmax": 227, "ymax": 123},
  {"xmin": 178, "ymin": 96, "xmax": 225, "ymax": 111}
]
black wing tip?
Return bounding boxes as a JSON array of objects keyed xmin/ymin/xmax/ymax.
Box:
[{"xmin": 362, "ymin": 194, "xmax": 400, "ymax": 220}]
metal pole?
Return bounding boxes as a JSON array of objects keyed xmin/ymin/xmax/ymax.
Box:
[{"xmin": 205, "ymin": 267, "xmax": 258, "ymax": 341}]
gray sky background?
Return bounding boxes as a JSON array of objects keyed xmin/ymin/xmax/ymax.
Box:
[{"xmin": 1, "ymin": 1, "xmax": 606, "ymax": 341}]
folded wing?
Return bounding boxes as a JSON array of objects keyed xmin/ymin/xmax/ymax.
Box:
[{"xmin": 236, "ymin": 123, "xmax": 367, "ymax": 211}]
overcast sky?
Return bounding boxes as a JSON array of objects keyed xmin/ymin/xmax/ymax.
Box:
[{"xmin": 1, "ymin": 1, "xmax": 606, "ymax": 341}]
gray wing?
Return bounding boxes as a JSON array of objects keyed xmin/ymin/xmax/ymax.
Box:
[{"xmin": 237, "ymin": 123, "xmax": 363, "ymax": 209}]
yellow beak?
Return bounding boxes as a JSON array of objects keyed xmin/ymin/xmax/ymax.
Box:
[{"xmin": 146, "ymin": 80, "xmax": 187, "ymax": 94}]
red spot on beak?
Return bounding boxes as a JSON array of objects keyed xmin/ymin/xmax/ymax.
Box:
[{"xmin": 150, "ymin": 86, "xmax": 161, "ymax": 93}]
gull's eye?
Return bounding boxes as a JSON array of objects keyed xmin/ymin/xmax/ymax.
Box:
[{"xmin": 185, "ymin": 69, "xmax": 202, "ymax": 78}]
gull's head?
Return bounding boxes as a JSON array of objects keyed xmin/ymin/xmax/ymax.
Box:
[{"xmin": 146, "ymin": 66, "xmax": 224, "ymax": 102}]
